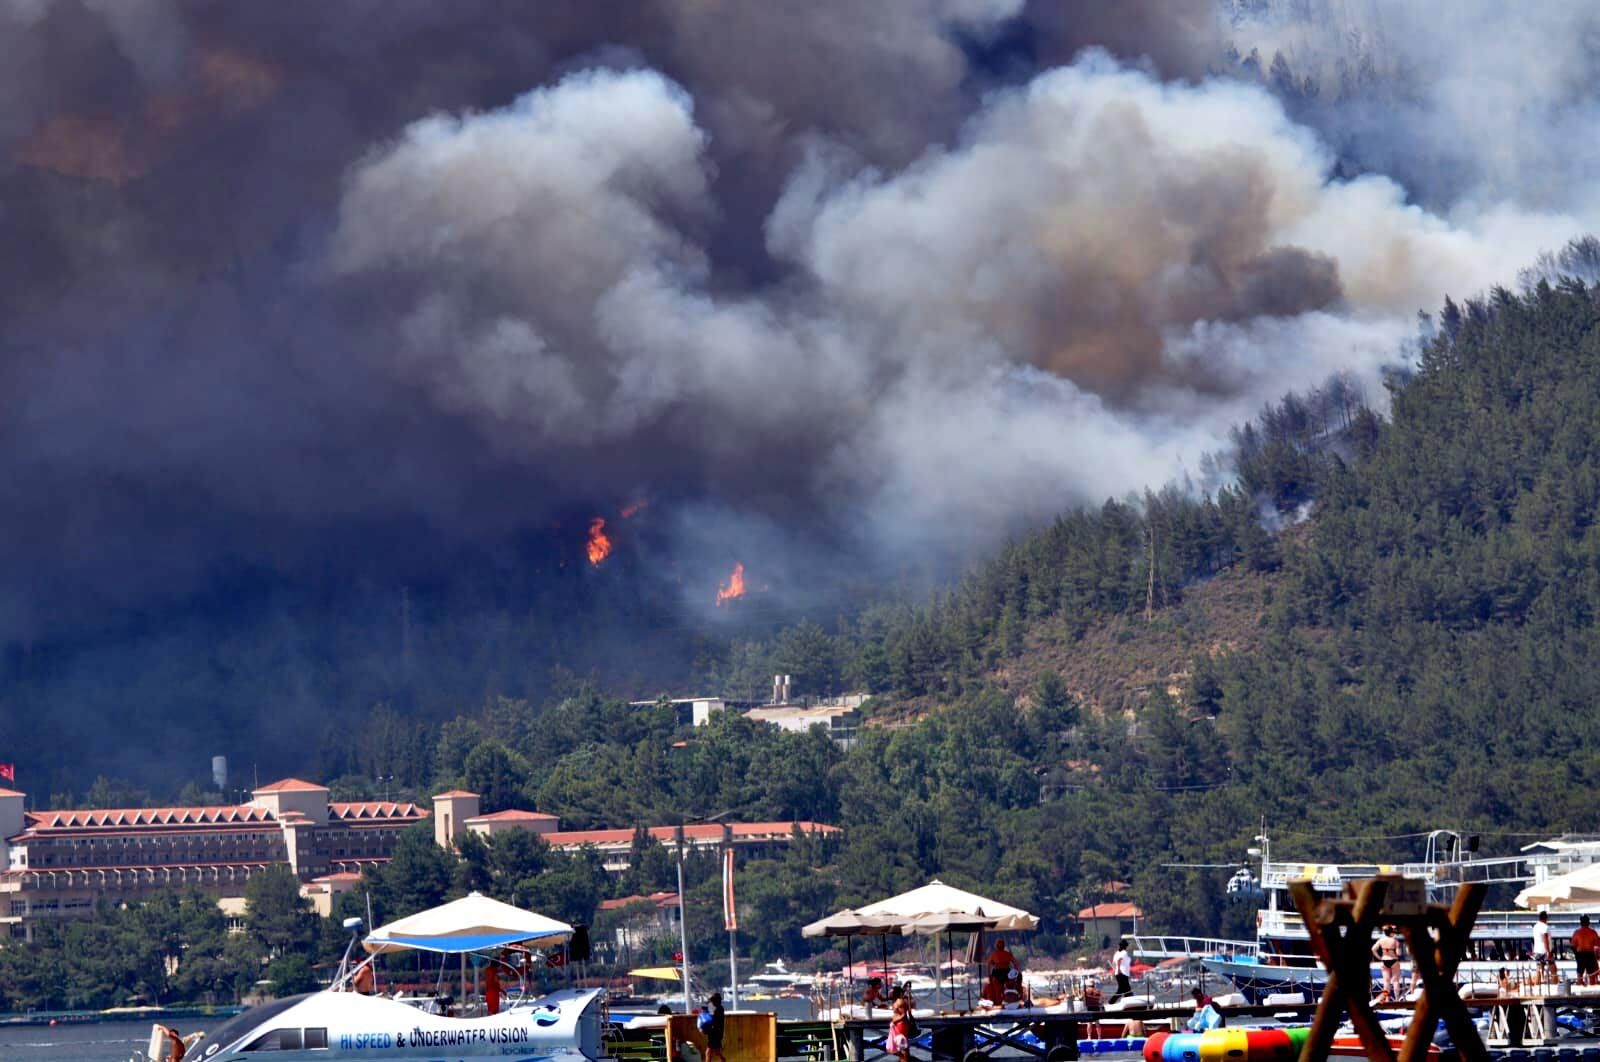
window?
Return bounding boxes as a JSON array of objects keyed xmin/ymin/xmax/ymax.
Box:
[
  {"xmin": 8, "ymin": 901, "xmax": 25, "ymax": 916},
  {"xmin": 304, "ymin": 1027, "xmax": 328, "ymax": 1049},
  {"xmin": 243, "ymin": 1027, "xmax": 303, "ymax": 1051}
]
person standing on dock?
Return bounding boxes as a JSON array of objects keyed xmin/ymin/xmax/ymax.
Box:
[
  {"xmin": 1372, "ymin": 926, "xmax": 1402, "ymax": 1000},
  {"xmin": 1110, "ymin": 940, "xmax": 1133, "ymax": 1001},
  {"xmin": 987, "ymin": 938, "xmax": 1017, "ymax": 981},
  {"xmin": 1573, "ymin": 915, "xmax": 1600, "ymax": 986},
  {"xmin": 702, "ymin": 991, "xmax": 726, "ymax": 1062},
  {"xmin": 1534, "ymin": 911, "xmax": 1556, "ymax": 984},
  {"xmin": 887, "ymin": 987, "xmax": 914, "ymax": 1062}
]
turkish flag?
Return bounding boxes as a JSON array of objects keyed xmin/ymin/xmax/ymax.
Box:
[
  {"xmin": 0, "ymin": 764, "xmax": 14, "ymax": 783},
  {"xmin": 546, "ymin": 948, "xmax": 567, "ymax": 968}
]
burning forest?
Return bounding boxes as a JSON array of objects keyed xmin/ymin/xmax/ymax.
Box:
[{"xmin": 4, "ymin": 0, "xmax": 1600, "ymax": 784}]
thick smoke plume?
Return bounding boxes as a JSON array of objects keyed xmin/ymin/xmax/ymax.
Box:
[{"xmin": 2, "ymin": 1, "xmax": 1597, "ymax": 712}]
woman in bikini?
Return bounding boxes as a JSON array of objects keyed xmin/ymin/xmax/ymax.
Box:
[{"xmin": 1372, "ymin": 926, "xmax": 1402, "ymax": 1000}]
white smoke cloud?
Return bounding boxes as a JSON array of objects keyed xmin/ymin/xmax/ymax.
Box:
[
  {"xmin": 327, "ymin": 53, "xmax": 1586, "ymax": 570},
  {"xmin": 1224, "ymin": 0, "xmax": 1600, "ymax": 214}
]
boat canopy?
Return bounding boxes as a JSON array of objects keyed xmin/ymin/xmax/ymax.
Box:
[
  {"xmin": 363, "ymin": 890, "xmax": 574, "ymax": 954},
  {"xmin": 628, "ymin": 966, "xmax": 686, "ymax": 981}
]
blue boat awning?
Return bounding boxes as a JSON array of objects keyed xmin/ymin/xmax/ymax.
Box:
[{"xmin": 382, "ymin": 931, "xmax": 546, "ymax": 954}]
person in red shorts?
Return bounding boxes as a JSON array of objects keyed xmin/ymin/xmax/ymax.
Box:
[{"xmin": 1573, "ymin": 914, "xmax": 1600, "ymax": 986}]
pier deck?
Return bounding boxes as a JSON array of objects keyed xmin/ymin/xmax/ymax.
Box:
[{"xmin": 609, "ymin": 994, "xmax": 1600, "ymax": 1062}]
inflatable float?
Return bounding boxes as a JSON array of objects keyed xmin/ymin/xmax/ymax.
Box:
[
  {"xmin": 1143, "ymin": 1027, "xmax": 1452, "ymax": 1061},
  {"xmin": 1144, "ymin": 1028, "xmax": 1303, "ymax": 1062}
]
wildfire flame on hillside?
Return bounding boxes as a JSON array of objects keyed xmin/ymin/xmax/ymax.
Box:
[
  {"xmin": 586, "ymin": 518, "xmax": 612, "ymax": 566},
  {"xmin": 715, "ymin": 562, "xmax": 746, "ymax": 606}
]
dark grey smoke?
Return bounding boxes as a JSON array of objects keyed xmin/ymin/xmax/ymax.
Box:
[
  {"xmin": 0, "ymin": 0, "xmax": 1233, "ymax": 641},
  {"xmin": 0, "ymin": 0, "xmax": 1594, "ymax": 787}
]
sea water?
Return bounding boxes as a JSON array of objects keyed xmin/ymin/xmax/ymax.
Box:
[{"xmin": 0, "ymin": 1017, "xmax": 224, "ymax": 1062}]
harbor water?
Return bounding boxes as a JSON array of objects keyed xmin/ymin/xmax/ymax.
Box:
[{"xmin": 0, "ymin": 1016, "xmax": 225, "ymax": 1062}]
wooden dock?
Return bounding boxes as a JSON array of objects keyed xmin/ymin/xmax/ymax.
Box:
[{"xmin": 608, "ymin": 993, "xmax": 1600, "ymax": 1062}]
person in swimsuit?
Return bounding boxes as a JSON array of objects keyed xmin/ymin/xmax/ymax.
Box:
[
  {"xmin": 1573, "ymin": 915, "xmax": 1600, "ymax": 986},
  {"xmin": 888, "ymin": 990, "xmax": 913, "ymax": 1062},
  {"xmin": 1372, "ymin": 926, "xmax": 1402, "ymax": 1000}
]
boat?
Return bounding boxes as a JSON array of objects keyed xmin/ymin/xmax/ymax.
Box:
[
  {"xmin": 148, "ymin": 985, "xmax": 606, "ymax": 1061},
  {"xmin": 1173, "ymin": 830, "xmax": 1593, "ymax": 1004},
  {"xmin": 133, "ymin": 892, "xmax": 608, "ymax": 1062},
  {"xmin": 740, "ymin": 959, "xmax": 814, "ymax": 997}
]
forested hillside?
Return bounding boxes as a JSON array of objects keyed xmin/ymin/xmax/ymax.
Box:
[{"xmin": 13, "ymin": 273, "xmax": 1600, "ymax": 1011}]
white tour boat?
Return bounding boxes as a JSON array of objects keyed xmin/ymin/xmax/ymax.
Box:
[{"xmin": 138, "ymin": 892, "xmax": 608, "ymax": 1062}]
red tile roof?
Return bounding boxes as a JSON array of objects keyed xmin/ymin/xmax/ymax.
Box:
[
  {"xmin": 0, "ymin": 788, "xmax": 23, "ymax": 798},
  {"xmin": 253, "ymin": 778, "xmax": 328, "ymax": 793},
  {"xmin": 467, "ymin": 809, "xmax": 558, "ymax": 823},
  {"xmin": 12, "ymin": 801, "xmax": 424, "ymax": 841},
  {"xmin": 545, "ymin": 822, "xmax": 841, "ymax": 847},
  {"xmin": 329, "ymin": 802, "xmax": 428, "ymax": 821},
  {"xmin": 599, "ymin": 891, "xmax": 679, "ymax": 911},
  {"xmin": 22, "ymin": 805, "xmax": 277, "ymax": 833},
  {"xmin": 433, "ymin": 790, "xmax": 479, "ymax": 799},
  {"xmin": 1077, "ymin": 902, "xmax": 1142, "ymax": 919}
]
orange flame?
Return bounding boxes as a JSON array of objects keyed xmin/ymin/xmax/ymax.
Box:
[
  {"xmin": 715, "ymin": 562, "xmax": 747, "ymax": 606},
  {"xmin": 586, "ymin": 518, "xmax": 612, "ymax": 566}
]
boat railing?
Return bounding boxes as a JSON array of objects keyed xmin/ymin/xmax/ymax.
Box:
[
  {"xmin": 1259, "ymin": 855, "xmax": 1531, "ymax": 894},
  {"xmin": 1127, "ymin": 935, "xmax": 1259, "ymax": 960},
  {"xmin": 1258, "ymin": 909, "xmax": 1306, "ymax": 937}
]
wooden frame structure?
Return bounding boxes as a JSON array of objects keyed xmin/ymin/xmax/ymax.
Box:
[{"xmin": 1288, "ymin": 875, "xmax": 1488, "ymax": 1062}]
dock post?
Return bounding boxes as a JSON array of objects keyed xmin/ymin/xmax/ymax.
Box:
[{"xmin": 845, "ymin": 1026, "xmax": 865, "ymax": 1062}]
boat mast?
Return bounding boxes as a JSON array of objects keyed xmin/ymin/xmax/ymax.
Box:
[{"xmin": 1250, "ymin": 820, "xmax": 1274, "ymax": 912}]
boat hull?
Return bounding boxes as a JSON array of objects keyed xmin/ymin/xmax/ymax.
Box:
[
  {"xmin": 154, "ymin": 986, "xmax": 606, "ymax": 1062},
  {"xmin": 1199, "ymin": 958, "xmax": 1326, "ymax": 1005}
]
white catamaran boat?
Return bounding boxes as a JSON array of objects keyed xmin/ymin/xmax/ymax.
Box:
[
  {"xmin": 138, "ymin": 892, "xmax": 609, "ymax": 1062},
  {"xmin": 1138, "ymin": 830, "xmax": 1600, "ymax": 1005}
]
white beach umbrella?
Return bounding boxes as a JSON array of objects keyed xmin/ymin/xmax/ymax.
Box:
[
  {"xmin": 800, "ymin": 910, "xmax": 906, "ymax": 938},
  {"xmin": 854, "ymin": 880, "xmax": 1040, "ymax": 932},
  {"xmin": 1516, "ymin": 865, "xmax": 1600, "ymax": 909},
  {"xmin": 363, "ymin": 890, "xmax": 574, "ymax": 954}
]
